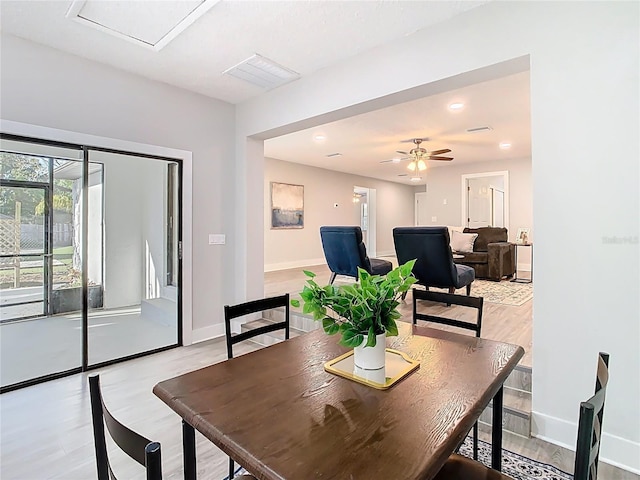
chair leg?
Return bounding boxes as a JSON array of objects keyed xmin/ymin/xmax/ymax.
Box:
[
  {"xmin": 473, "ymin": 422, "xmax": 479, "ymax": 460},
  {"xmin": 182, "ymin": 420, "xmax": 196, "ymax": 480},
  {"xmin": 447, "ymin": 287, "xmax": 454, "ymax": 307},
  {"xmin": 329, "ymin": 272, "xmax": 337, "ymax": 284},
  {"xmin": 229, "ymin": 458, "xmax": 235, "ymax": 479},
  {"xmin": 466, "ymin": 284, "xmax": 471, "ymax": 296}
]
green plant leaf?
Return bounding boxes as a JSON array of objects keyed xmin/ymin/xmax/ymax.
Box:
[
  {"xmin": 290, "ymin": 299, "xmax": 300, "ymax": 307},
  {"xmin": 385, "ymin": 319, "xmax": 398, "ymax": 337},
  {"xmin": 303, "ymin": 270, "xmax": 316, "ymax": 278},
  {"xmin": 340, "ymin": 328, "xmax": 364, "ymax": 348},
  {"xmin": 322, "ymin": 317, "xmax": 340, "ymax": 335},
  {"xmin": 366, "ymin": 325, "xmax": 377, "ymax": 347}
]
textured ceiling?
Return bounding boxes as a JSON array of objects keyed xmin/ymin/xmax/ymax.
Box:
[
  {"xmin": 265, "ymin": 71, "xmax": 531, "ymax": 185},
  {"xmin": 1, "ymin": 1, "xmax": 530, "ymax": 185},
  {"xmin": 0, "ymin": 0, "xmax": 487, "ymax": 104}
]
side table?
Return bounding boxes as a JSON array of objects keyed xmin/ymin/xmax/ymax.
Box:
[{"xmin": 511, "ymin": 243, "xmax": 533, "ymax": 283}]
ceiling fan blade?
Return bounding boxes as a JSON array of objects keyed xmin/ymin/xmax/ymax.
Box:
[
  {"xmin": 396, "ymin": 150, "xmax": 409, "ymax": 155},
  {"xmin": 430, "ymin": 149, "xmax": 451, "ymax": 155},
  {"xmin": 428, "ymin": 156, "xmax": 454, "ymax": 161},
  {"xmin": 379, "ymin": 159, "xmax": 394, "ymax": 164}
]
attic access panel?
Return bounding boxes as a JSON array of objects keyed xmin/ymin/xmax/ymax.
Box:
[{"xmin": 66, "ymin": 0, "xmax": 219, "ymax": 51}]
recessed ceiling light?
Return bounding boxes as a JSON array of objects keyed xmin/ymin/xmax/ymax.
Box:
[
  {"xmin": 499, "ymin": 142, "xmax": 512, "ymax": 149},
  {"xmin": 410, "ymin": 176, "xmax": 422, "ymax": 182},
  {"xmin": 449, "ymin": 102, "xmax": 464, "ymax": 111},
  {"xmin": 314, "ymin": 134, "xmax": 326, "ymax": 142}
]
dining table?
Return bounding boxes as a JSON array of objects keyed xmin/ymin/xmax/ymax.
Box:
[{"xmin": 153, "ymin": 321, "xmax": 524, "ymax": 480}]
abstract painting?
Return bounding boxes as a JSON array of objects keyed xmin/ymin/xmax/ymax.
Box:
[{"xmin": 271, "ymin": 182, "xmax": 304, "ymax": 229}]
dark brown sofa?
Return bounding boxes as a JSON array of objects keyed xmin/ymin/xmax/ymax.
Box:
[{"xmin": 453, "ymin": 227, "xmax": 516, "ymax": 281}]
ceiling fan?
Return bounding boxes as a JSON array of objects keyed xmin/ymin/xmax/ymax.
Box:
[{"xmin": 380, "ymin": 138, "xmax": 453, "ymax": 172}]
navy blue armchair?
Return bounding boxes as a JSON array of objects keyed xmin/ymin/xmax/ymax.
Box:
[
  {"xmin": 393, "ymin": 226, "xmax": 475, "ymax": 297},
  {"xmin": 320, "ymin": 226, "xmax": 393, "ymax": 284}
]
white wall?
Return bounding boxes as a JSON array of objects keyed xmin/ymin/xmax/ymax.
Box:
[
  {"xmin": 423, "ymin": 159, "xmax": 530, "ymax": 239},
  {"xmin": 237, "ymin": 1, "xmax": 639, "ymax": 472},
  {"xmin": 264, "ymin": 157, "xmax": 415, "ymax": 270},
  {"xmin": 1, "ymin": 34, "xmax": 236, "ymax": 341}
]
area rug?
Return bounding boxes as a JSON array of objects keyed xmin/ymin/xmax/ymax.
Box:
[
  {"xmin": 429, "ymin": 279, "xmax": 533, "ymax": 306},
  {"xmin": 458, "ymin": 436, "xmax": 572, "ymax": 480},
  {"xmin": 225, "ymin": 436, "xmax": 572, "ymax": 480}
]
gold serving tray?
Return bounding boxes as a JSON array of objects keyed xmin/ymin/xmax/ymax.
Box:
[{"xmin": 324, "ymin": 348, "xmax": 420, "ymax": 390}]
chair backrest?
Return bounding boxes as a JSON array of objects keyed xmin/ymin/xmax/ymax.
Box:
[
  {"xmin": 224, "ymin": 293, "xmax": 290, "ymax": 359},
  {"xmin": 412, "ymin": 289, "xmax": 483, "ymax": 337},
  {"xmin": 89, "ymin": 375, "xmax": 162, "ymax": 480},
  {"xmin": 393, "ymin": 227, "xmax": 458, "ymax": 288},
  {"xmin": 319, "ymin": 226, "xmax": 372, "ymax": 279},
  {"xmin": 574, "ymin": 352, "xmax": 610, "ymax": 480}
]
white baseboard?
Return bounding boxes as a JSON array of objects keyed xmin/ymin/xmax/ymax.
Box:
[
  {"xmin": 191, "ymin": 324, "xmax": 225, "ymax": 344},
  {"xmin": 264, "ymin": 258, "xmax": 326, "ymax": 272},
  {"xmin": 531, "ymin": 411, "xmax": 640, "ymax": 475}
]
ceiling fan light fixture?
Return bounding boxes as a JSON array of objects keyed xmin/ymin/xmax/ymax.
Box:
[
  {"xmin": 417, "ymin": 160, "xmax": 427, "ymax": 171},
  {"xmin": 407, "ymin": 161, "xmax": 417, "ymax": 171}
]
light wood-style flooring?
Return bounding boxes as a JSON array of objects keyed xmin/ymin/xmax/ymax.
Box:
[
  {"xmin": 0, "ymin": 263, "xmax": 636, "ymax": 480},
  {"xmin": 265, "ymin": 261, "xmax": 533, "ymax": 368}
]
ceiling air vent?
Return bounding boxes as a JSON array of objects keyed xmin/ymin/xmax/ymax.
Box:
[
  {"xmin": 466, "ymin": 126, "xmax": 493, "ymax": 133},
  {"xmin": 223, "ymin": 54, "xmax": 300, "ymax": 89}
]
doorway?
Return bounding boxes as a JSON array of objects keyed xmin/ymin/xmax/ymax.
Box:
[
  {"xmin": 461, "ymin": 171, "xmax": 509, "ymax": 230},
  {"xmin": 353, "ymin": 186, "xmax": 376, "ymax": 257},
  {"xmin": 0, "ymin": 135, "xmax": 182, "ymax": 391}
]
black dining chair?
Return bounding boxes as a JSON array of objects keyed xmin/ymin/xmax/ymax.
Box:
[
  {"xmin": 432, "ymin": 352, "xmax": 610, "ymax": 480},
  {"xmin": 393, "ymin": 227, "xmax": 475, "ymax": 300},
  {"xmin": 574, "ymin": 352, "xmax": 610, "ymax": 480},
  {"xmin": 413, "ymin": 289, "xmax": 483, "ymax": 461},
  {"xmin": 223, "ymin": 293, "xmax": 290, "ymax": 479},
  {"xmin": 320, "ymin": 226, "xmax": 393, "ymax": 284},
  {"xmin": 89, "ymin": 374, "xmax": 162, "ymax": 480}
]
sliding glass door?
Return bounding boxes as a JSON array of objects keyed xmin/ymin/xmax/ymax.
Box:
[
  {"xmin": 86, "ymin": 149, "xmax": 179, "ymax": 366},
  {"xmin": 0, "ymin": 135, "xmax": 181, "ymax": 391},
  {"xmin": 0, "ymin": 140, "xmax": 85, "ymax": 387}
]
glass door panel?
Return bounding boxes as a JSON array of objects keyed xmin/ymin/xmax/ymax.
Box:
[
  {"xmin": 87, "ymin": 150, "xmax": 178, "ymax": 365},
  {"xmin": 0, "ymin": 139, "xmax": 83, "ymax": 389},
  {"xmin": 0, "ymin": 185, "xmax": 46, "ymax": 320}
]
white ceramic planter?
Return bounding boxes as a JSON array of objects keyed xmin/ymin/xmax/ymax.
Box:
[{"xmin": 353, "ymin": 333, "xmax": 386, "ymax": 370}]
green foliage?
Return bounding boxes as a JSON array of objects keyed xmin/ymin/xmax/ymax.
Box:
[
  {"xmin": 35, "ymin": 192, "xmax": 73, "ymax": 215},
  {"xmin": 290, "ymin": 260, "xmax": 417, "ymax": 348}
]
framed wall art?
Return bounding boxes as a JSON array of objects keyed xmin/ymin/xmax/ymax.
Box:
[{"xmin": 271, "ymin": 182, "xmax": 304, "ymax": 229}]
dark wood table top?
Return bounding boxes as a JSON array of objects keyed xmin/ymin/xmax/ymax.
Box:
[{"xmin": 154, "ymin": 322, "xmax": 524, "ymax": 480}]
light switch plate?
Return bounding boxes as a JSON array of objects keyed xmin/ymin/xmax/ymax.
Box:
[
  {"xmin": 431, "ymin": 216, "xmax": 437, "ymax": 222},
  {"xmin": 209, "ymin": 234, "xmax": 226, "ymax": 245}
]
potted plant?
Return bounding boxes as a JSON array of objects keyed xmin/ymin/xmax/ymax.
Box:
[{"xmin": 291, "ymin": 259, "xmax": 416, "ymax": 371}]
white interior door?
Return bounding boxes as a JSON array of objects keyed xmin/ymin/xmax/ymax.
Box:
[
  {"xmin": 491, "ymin": 188, "xmax": 505, "ymax": 227},
  {"xmin": 415, "ymin": 192, "xmax": 429, "ymax": 225},
  {"xmin": 467, "ymin": 178, "xmax": 491, "ymax": 227},
  {"xmin": 354, "ymin": 186, "xmax": 376, "ymax": 257}
]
